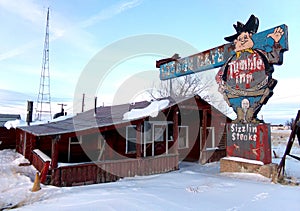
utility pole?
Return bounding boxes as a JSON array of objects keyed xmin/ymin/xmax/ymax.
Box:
[{"xmin": 36, "ymin": 7, "xmax": 52, "ymax": 121}]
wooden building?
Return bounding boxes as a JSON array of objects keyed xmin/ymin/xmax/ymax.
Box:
[
  {"xmin": 0, "ymin": 114, "xmax": 21, "ymax": 150},
  {"xmin": 16, "ymin": 95, "xmax": 231, "ymax": 186}
]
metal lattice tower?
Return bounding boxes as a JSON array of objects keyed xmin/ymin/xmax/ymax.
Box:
[{"xmin": 36, "ymin": 7, "xmax": 52, "ymax": 121}]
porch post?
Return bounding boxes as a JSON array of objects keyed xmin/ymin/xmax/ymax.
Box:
[
  {"xmin": 136, "ymin": 122, "xmax": 142, "ymax": 158},
  {"xmin": 51, "ymin": 135, "xmax": 60, "ymax": 169},
  {"xmin": 173, "ymin": 107, "xmax": 179, "ymax": 155},
  {"xmin": 200, "ymin": 109, "xmax": 208, "ymax": 163}
]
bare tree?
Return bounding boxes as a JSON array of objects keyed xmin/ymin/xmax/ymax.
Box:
[
  {"xmin": 285, "ymin": 118, "xmax": 295, "ymax": 128},
  {"xmin": 148, "ymin": 72, "xmax": 214, "ymax": 99},
  {"xmin": 147, "ymin": 70, "xmax": 233, "ymax": 116}
]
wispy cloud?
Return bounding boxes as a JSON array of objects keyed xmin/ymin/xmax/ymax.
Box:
[
  {"xmin": 57, "ymin": 0, "xmax": 143, "ymax": 54},
  {"xmin": 0, "ymin": 0, "xmax": 44, "ymax": 25},
  {"xmin": 0, "ymin": 0, "xmax": 45, "ymax": 61},
  {"xmin": 79, "ymin": 0, "xmax": 143, "ymax": 28},
  {"xmin": 0, "ymin": 0, "xmax": 143, "ymax": 62},
  {"xmin": 0, "ymin": 41, "xmax": 37, "ymax": 61}
]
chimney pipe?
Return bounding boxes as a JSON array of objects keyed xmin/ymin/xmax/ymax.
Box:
[
  {"xmin": 94, "ymin": 97, "xmax": 97, "ymax": 116},
  {"xmin": 26, "ymin": 101, "xmax": 33, "ymax": 125},
  {"xmin": 82, "ymin": 93, "xmax": 85, "ymax": 112}
]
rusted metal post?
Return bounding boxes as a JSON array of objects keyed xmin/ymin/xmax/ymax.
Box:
[{"xmin": 278, "ymin": 110, "xmax": 300, "ymax": 176}]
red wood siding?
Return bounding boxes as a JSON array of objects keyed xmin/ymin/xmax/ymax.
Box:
[
  {"xmin": 0, "ymin": 127, "xmax": 16, "ymax": 149},
  {"xmin": 35, "ymin": 136, "xmax": 52, "ymax": 157},
  {"xmin": 178, "ymin": 108, "xmax": 229, "ymax": 163},
  {"xmin": 31, "ymin": 150, "xmax": 51, "ymax": 184},
  {"xmin": 32, "ymin": 151, "xmax": 48, "ymax": 172},
  {"xmin": 51, "ymin": 154, "xmax": 179, "ymax": 187},
  {"xmin": 16, "ymin": 130, "xmax": 36, "ymax": 160}
]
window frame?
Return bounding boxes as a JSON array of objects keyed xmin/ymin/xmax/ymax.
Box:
[
  {"xmin": 178, "ymin": 125, "xmax": 189, "ymax": 149},
  {"xmin": 200, "ymin": 127, "xmax": 217, "ymax": 150},
  {"xmin": 126, "ymin": 125, "xmax": 137, "ymax": 154},
  {"xmin": 143, "ymin": 121, "xmax": 173, "ymax": 157}
]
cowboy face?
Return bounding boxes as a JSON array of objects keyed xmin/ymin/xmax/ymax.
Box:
[{"xmin": 234, "ymin": 32, "xmax": 254, "ymax": 52}]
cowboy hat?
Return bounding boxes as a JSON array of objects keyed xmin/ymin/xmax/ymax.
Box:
[{"xmin": 224, "ymin": 14, "xmax": 259, "ymax": 42}]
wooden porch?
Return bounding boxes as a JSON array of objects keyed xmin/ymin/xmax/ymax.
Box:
[{"xmin": 32, "ymin": 149, "xmax": 178, "ymax": 187}]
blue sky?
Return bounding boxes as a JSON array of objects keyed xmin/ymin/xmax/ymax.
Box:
[{"xmin": 0, "ymin": 0, "xmax": 299, "ymax": 123}]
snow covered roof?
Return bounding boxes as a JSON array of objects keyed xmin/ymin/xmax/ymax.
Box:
[
  {"xmin": 0, "ymin": 114, "xmax": 21, "ymax": 127},
  {"xmin": 19, "ymin": 99, "xmax": 172, "ymax": 136},
  {"xmin": 18, "ymin": 95, "xmax": 229, "ymax": 136},
  {"xmin": 123, "ymin": 99, "xmax": 170, "ymax": 120}
]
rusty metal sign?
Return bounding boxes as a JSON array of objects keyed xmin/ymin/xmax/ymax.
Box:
[
  {"xmin": 156, "ymin": 14, "xmax": 288, "ymax": 164},
  {"xmin": 157, "ymin": 20, "xmax": 288, "ymax": 81},
  {"xmin": 227, "ymin": 123, "xmax": 271, "ymax": 164},
  {"xmin": 216, "ymin": 15, "xmax": 288, "ymax": 123},
  {"xmin": 157, "ymin": 15, "xmax": 288, "ymax": 124}
]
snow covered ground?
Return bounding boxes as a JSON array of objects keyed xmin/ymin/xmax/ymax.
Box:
[{"xmin": 1, "ymin": 129, "xmax": 300, "ymax": 211}]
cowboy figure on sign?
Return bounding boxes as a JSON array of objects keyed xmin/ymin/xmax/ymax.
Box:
[{"xmin": 216, "ymin": 14, "xmax": 284, "ymax": 123}]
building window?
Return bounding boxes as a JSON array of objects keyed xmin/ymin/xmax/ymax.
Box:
[
  {"xmin": 154, "ymin": 124, "xmax": 166, "ymax": 142},
  {"xmin": 143, "ymin": 121, "xmax": 173, "ymax": 157},
  {"xmin": 142, "ymin": 121, "xmax": 174, "ymax": 157},
  {"xmin": 70, "ymin": 136, "xmax": 81, "ymax": 144},
  {"xmin": 126, "ymin": 125, "xmax": 136, "ymax": 154},
  {"xmin": 200, "ymin": 127, "xmax": 217, "ymax": 150},
  {"xmin": 144, "ymin": 121, "xmax": 173, "ymax": 143},
  {"xmin": 144, "ymin": 121, "xmax": 153, "ymax": 143},
  {"xmin": 167, "ymin": 123, "xmax": 174, "ymax": 141},
  {"xmin": 178, "ymin": 126, "xmax": 188, "ymax": 149}
]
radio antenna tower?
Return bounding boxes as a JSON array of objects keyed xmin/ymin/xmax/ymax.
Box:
[{"xmin": 36, "ymin": 7, "xmax": 52, "ymax": 121}]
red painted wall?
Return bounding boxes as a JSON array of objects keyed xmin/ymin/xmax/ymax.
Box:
[{"xmin": 0, "ymin": 127, "xmax": 16, "ymax": 149}]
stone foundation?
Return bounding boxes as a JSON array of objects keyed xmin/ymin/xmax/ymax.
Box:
[{"xmin": 220, "ymin": 157, "xmax": 278, "ymax": 182}]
